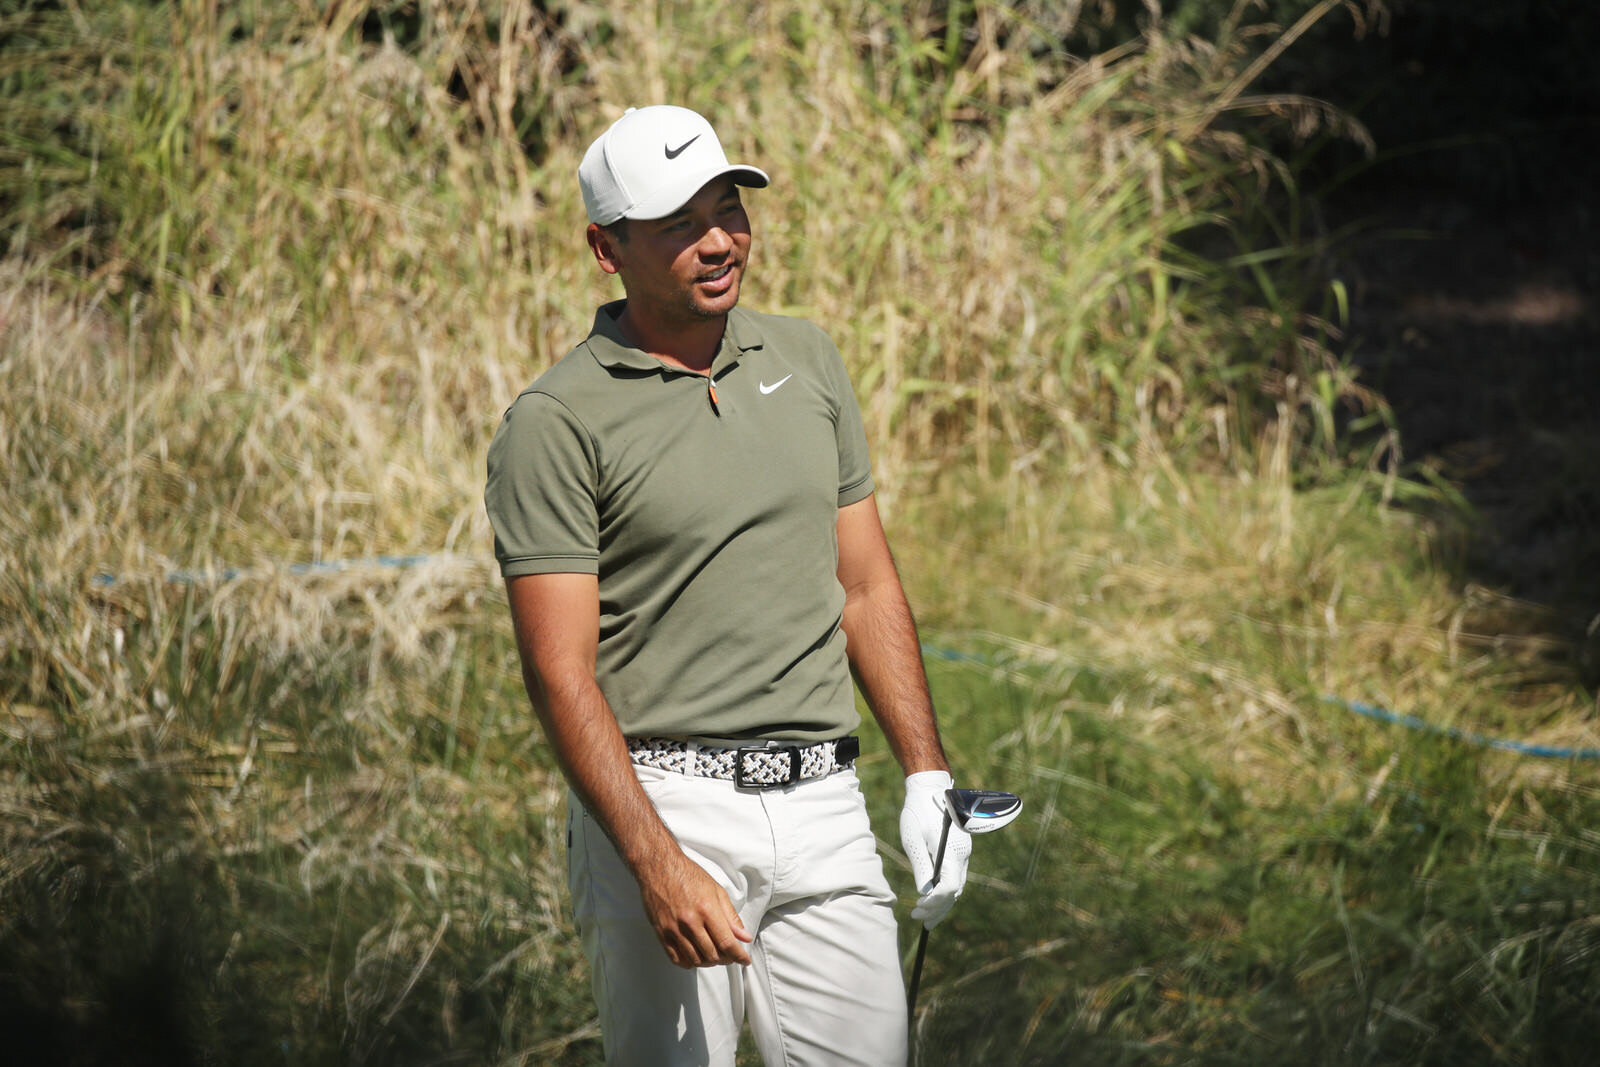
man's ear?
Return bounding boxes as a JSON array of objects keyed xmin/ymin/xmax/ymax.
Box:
[{"xmin": 587, "ymin": 223, "xmax": 623, "ymax": 276}]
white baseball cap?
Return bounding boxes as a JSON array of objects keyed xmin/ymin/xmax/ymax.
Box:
[{"xmin": 579, "ymin": 105, "xmax": 770, "ymax": 226}]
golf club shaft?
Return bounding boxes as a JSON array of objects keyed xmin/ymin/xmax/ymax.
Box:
[{"xmin": 906, "ymin": 810, "xmax": 952, "ymax": 1013}]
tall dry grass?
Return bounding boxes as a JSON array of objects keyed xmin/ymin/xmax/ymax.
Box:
[
  {"xmin": 5, "ymin": 0, "xmax": 1377, "ymax": 534},
  {"xmin": 2, "ymin": 0, "xmax": 1391, "ymax": 744}
]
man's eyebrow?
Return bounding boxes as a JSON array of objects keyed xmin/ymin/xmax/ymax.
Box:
[{"xmin": 657, "ymin": 197, "xmax": 740, "ymax": 226}]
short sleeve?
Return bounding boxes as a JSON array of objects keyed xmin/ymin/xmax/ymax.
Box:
[
  {"xmin": 820, "ymin": 332, "xmax": 874, "ymax": 506},
  {"xmin": 484, "ymin": 391, "xmax": 601, "ymax": 577}
]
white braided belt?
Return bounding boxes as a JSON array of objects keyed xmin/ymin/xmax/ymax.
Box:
[{"xmin": 627, "ymin": 736, "xmax": 860, "ymax": 789}]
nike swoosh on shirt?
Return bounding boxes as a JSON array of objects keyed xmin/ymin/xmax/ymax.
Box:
[
  {"xmin": 759, "ymin": 374, "xmax": 794, "ymax": 395},
  {"xmin": 664, "ymin": 136, "xmax": 700, "ymax": 159}
]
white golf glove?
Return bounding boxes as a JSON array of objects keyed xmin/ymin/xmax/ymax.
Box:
[{"xmin": 900, "ymin": 770, "xmax": 972, "ymax": 929}]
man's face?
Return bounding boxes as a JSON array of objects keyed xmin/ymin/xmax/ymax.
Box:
[{"xmin": 603, "ymin": 176, "xmax": 753, "ymax": 328}]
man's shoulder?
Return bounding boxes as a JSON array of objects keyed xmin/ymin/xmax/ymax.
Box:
[
  {"xmin": 543, "ymin": 335, "xmax": 609, "ymax": 387},
  {"xmin": 508, "ymin": 334, "xmax": 611, "ymax": 413},
  {"xmin": 733, "ymin": 306, "xmax": 836, "ymax": 354}
]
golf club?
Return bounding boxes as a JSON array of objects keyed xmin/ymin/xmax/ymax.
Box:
[{"xmin": 906, "ymin": 788, "xmax": 1023, "ymax": 1015}]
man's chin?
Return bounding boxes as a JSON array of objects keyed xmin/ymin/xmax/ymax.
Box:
[{"xmin": 690, "ymin": 286, "xmax": 741, "ymax": 319}]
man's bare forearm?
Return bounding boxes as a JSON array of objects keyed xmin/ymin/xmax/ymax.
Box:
[
  {"xmin": 843, "ymin": 578, "xmax": 950, "ymax": 776},
  {"xmin": 505, "ymin": 573, "xmax": 751, "ymax": 967},
  {"xmin": 523, "ymin": 662, "xmax": 679, "ymax": 875},
  {"xmin": 836, "ymin": 495, "xmax": 951, "ymax": 777},
  {"xmin": 525, "ymin": 663, "xmax": 754, "ymax": 967}
]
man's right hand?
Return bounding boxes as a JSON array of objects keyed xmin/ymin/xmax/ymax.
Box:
[{"xmin": 637, "ymin": 851, "xmax": 754, "ymax": 968}]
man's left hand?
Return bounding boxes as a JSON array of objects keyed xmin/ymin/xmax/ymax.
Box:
[{"xmin": 899, "ymin": 770, "xmax": 971, "ymax": 928}]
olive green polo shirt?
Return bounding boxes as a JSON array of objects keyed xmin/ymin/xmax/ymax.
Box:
[{"xmin": 485, "ymin": 301, "xmax": 875, "ymax": 746}]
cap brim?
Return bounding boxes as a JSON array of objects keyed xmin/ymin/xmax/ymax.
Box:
[{"xmin": 621, "ymin": 164, "xmax": 770, "ymax": 221}]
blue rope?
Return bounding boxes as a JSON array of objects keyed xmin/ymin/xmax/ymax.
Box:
[
  {"xmin": 88, "ymin": 557, "xmax": 1594, "ymax": 761},
  {"xmin": 922, "ymin": 647, "xmax": 1599, "ymax": 762},
  {"xmin": 919, "ymin": 644, "xmax": 998, "ymax": 667},
  {"xmin": 1321, "ymin": 696, "xmax": 1600, "ymax": 761},
  {"xmin": 91, "ymin": 554, "xmax": 444, "ymax": 587}
]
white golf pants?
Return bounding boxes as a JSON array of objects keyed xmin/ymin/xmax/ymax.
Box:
[{"xmin": 567, "ymin": 764, "xmax": 908, "ymax": 1066}]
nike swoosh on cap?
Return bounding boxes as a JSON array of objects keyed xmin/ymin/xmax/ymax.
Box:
[
  {"xmin": 759, "ymin": 374, "xmax": 793, "ymax": 395},
  {"xmin": 664, "ymin": 135, "xmax": 700, "ymax": 159}
]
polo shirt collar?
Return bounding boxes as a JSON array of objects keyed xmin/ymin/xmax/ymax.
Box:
[{"xmin": 585, "ymin": 300, "xmax": 765, "ymax": 374}]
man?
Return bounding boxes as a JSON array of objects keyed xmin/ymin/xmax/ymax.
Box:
[{"xmin": 484, "ymin": 105, "xmax": 972, "ymax": 1066}]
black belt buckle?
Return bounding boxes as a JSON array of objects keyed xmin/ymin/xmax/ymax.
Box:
[{"xmin": 735, "ymin": 745, "xmax": 801, "ymax": 789}]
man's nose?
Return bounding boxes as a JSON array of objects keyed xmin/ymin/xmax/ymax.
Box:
[{"xmin": 698, "ymin": 226, "xmax": 733, "ymax": 257}]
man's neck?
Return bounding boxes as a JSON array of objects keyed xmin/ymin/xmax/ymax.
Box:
[{"xmin": 615, "ymin": 304, "xmax": 727, "ymax": 373}]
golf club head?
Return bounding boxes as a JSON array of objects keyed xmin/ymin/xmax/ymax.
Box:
[{"xmin": 945, "ymin": 788, "xmax": 1022, "ymax": 833}]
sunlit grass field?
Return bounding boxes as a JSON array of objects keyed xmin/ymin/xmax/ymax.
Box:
[{"xmin": 4, "ymin": 1, "xmax": 1597, "ymax": 1063}]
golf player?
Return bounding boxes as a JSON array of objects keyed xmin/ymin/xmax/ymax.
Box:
[{"xmin": 485, "ymin": 105, "xmax": 972, "ymax": 1065}]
